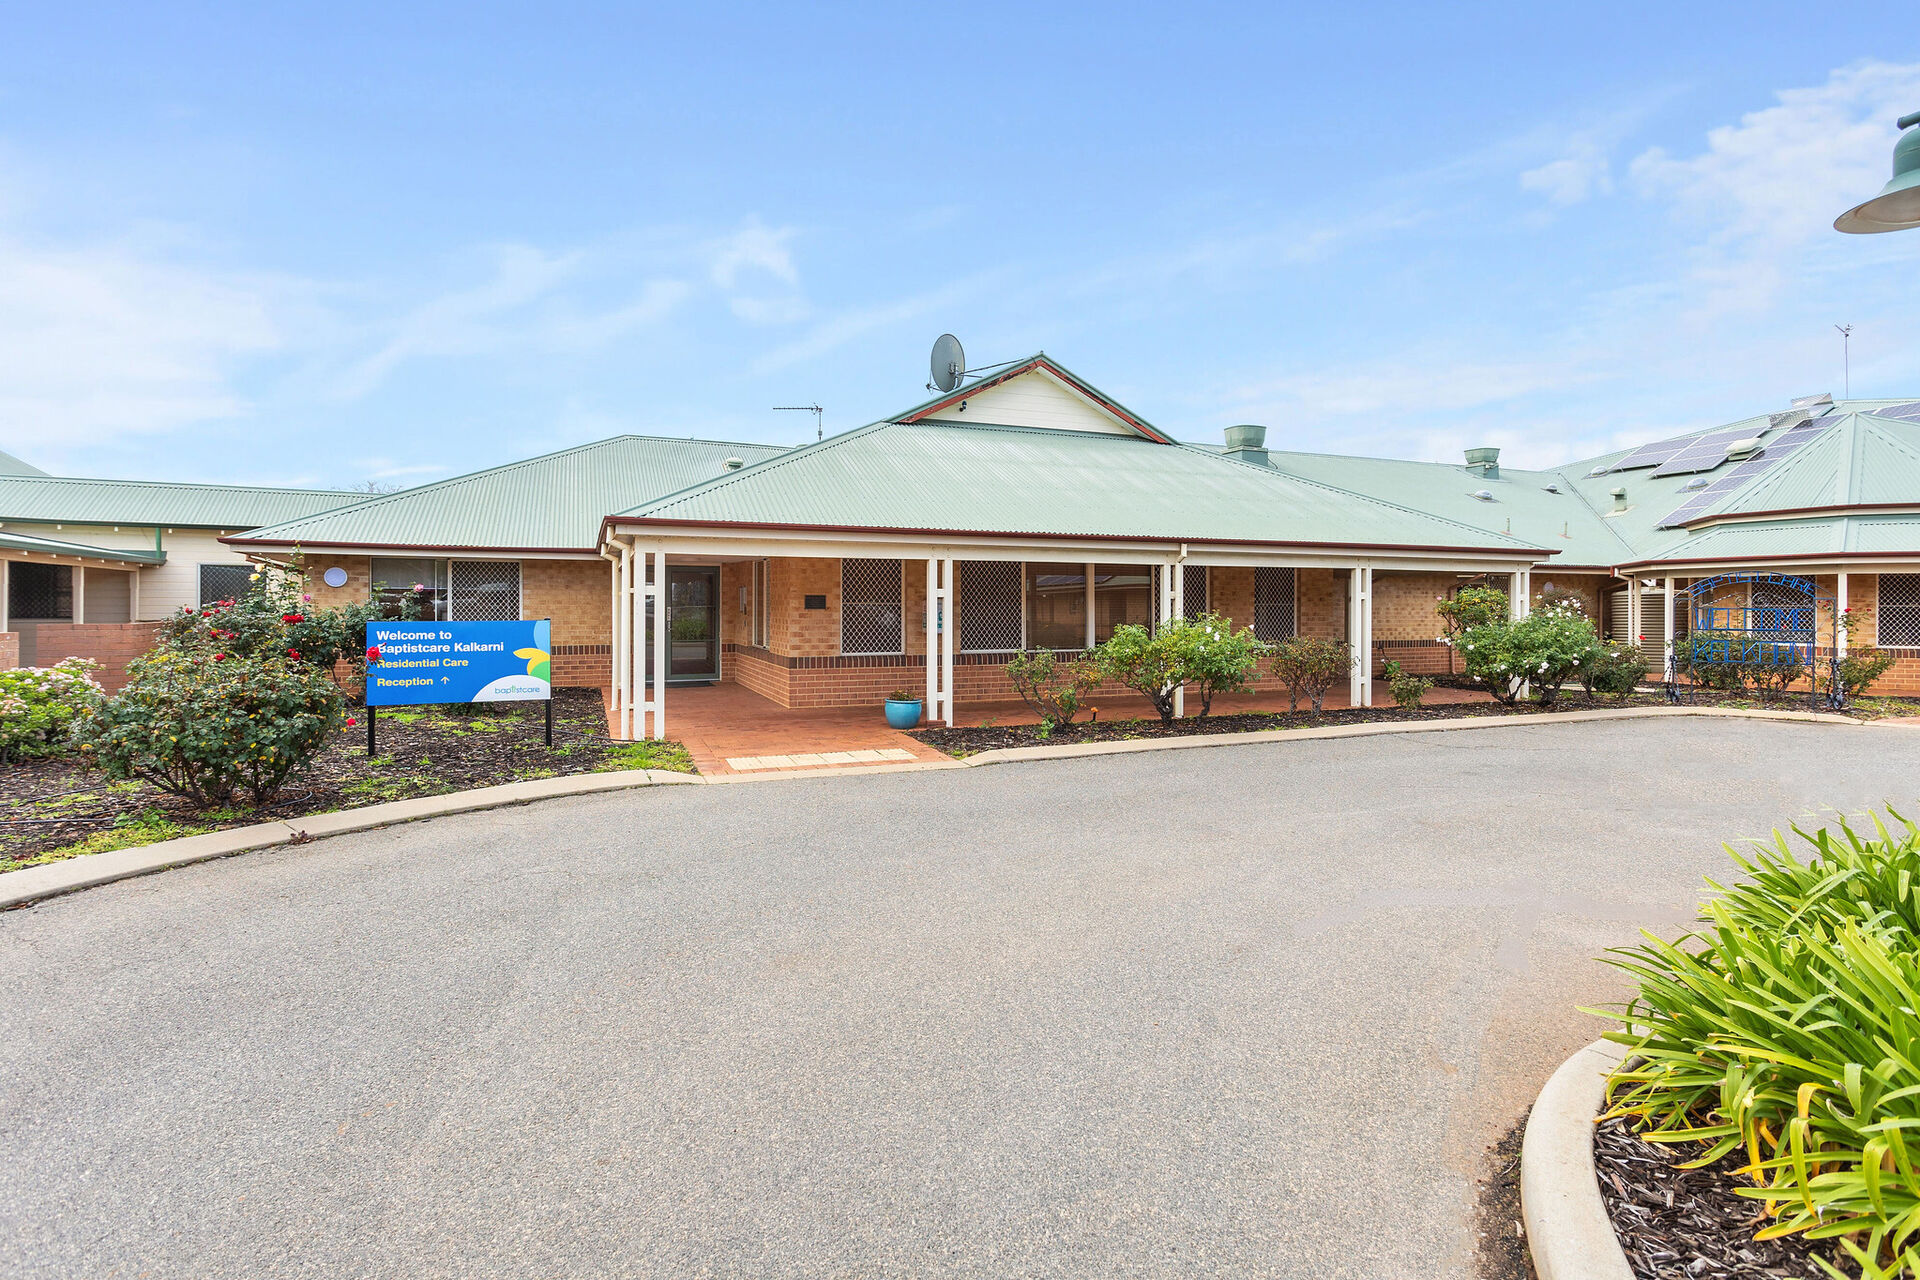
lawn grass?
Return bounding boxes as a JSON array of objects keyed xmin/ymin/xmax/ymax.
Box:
[{"xmin": 595, "ymin": 740, "xmax": 696, "ymax": 773}]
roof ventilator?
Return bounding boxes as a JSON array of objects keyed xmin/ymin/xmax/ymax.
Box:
[
  {"xmin": 722, "ymin": 456, "xmax": 745, "ymax": 471},
  {"xmin": 1464, "ymin": 446, "xmax": 1500, "ymax": 480},
  {"xmin": 1472, "ymin": 489, "xmax": 1496, "ymax": 502},
  {"xmin": 1724, "ymin": 437, "xmax": 1764, "ymax": 460},
  {"xmin": 1223, "ymin": 423, "xmax": 1270, "ymax": 467},
  {"xmin": 1610, "ymin": 487, "xmax": 1629, "ymax": 513}
]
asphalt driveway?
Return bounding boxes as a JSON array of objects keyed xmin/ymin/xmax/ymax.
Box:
[{"xmin": 4, "ymin": 718, "xmax": 1916, "ymax": 1279}]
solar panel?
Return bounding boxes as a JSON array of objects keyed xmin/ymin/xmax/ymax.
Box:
[
  {"xmin": 1602, "ymin": 434, "xmax": 1694, "ymax": 473},
  {"xmin": 1651, "ymin": 428, "xmax": 1763, "ymax": 478},
  {"xmin": 1873, "ymin": 401, "xmax": 1920, "ymax": 423},
  {"xmin": 1656, "ymin": 417, "xmax": 1830, "ymax": 527}
]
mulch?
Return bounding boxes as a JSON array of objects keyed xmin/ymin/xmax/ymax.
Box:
[
  {"xmin": 914, "ymin": 692, "xmax": 1675, "ymax": 754},
  {"xmin": 1, "ymin": 689, "xmax": 630, "ymax": 866},
  {"xmin": 1594, "ymin": 1115, "xmax": 1838, "ymax": 1279}
]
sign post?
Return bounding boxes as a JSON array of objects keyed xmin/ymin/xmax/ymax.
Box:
[{"xmin": 362, "ymin": 620, "xmax": 553, "ymax": 753}]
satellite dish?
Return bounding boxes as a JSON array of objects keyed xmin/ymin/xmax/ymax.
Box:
[{"xmin": 930, "ymin": 334, "xmax": 965, "ymax": 393}]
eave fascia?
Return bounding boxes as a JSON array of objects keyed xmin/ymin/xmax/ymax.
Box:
[{"xmin": 220, "ymin": 535, "xmax": 600, "ymax": 560}]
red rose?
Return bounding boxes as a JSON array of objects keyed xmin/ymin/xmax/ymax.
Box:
[
  {"xmin": 214, "ymin": 652, "xmax": 227, "ymax": 661},
  {"xmin": 287, "ymin": 648, "xmax": 300, "ymax": 658},
  {"xmin": 366, "ymin": 645, "xmax": 382, "ymax": 664},
  {"xmin": 345, "ymin": 718, "xmax": 358, "ymax": 727},
  {"xmin": 282, "ymin": 613, "xmax": 303, "ymax": 623}
]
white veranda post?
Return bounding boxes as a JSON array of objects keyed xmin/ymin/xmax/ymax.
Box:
[
  {"xmin": 1509, "ymin": 569, "xmax": 1531, "ymax": 698},
  {"xmin": 631, "ymin": 547, "xmax": 667, "ymax": 741},
  {"xmin": 613, "ymin": 546, "xmax": 630, "ymax": 736},
  {"xmin": 1347, "ymin": 567, "xmax": 1373, "ymax": 708},
  {"xmin": 1626, "ymin": 578, "xmax": 1643, "ymax": 655},
  {"xmin": 924, "ymin": 557, "xmax": 954, "ymax": 727},
  {"xmin": 1159, "ymin": 559, "xmax": 1185, "ymax": 718},
  {"xmin": 1837, "ymin": 572, "xmax": 1850, "ymax": 659},
  {"xmin": 1662, "ymin": 576, "xmax": 1677, "ymax": 683}
]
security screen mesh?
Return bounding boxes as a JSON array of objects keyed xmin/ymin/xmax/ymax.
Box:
[
  {"xmin": 198, "ymin": 563, "xmax": 256, "ymax": 606},
  {"xmin": 1254, "ymin": 567, "xmax": 1296, "ymax": 642},
  {"xmin": 1881, "ymin": 575, "xmax": 1920, "ymax": 648},
  {"xmin": 958, "ymin": 561, "xmax": 1021, "ymax": 652},
  {"xmin": 841, "ymin": 558, "xmax": 903, "ymax": 654},
  {"xmin": 449, "ymin": 560, "xmax": 521, "ymax": 621},
  {"xmin": 1183, "ymin": 564, "xmax": 1209, "ymax": 618},
  {"xmin": 8, "ymin": 563, "xmax": 72, "ymax": 620}
]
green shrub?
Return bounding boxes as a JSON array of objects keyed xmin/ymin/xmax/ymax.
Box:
[
  {"xmin": 79, "ymin": 647, "xmax": 345, "ymax": 807},
  {"xmin": 1268, "ymin": 636, "xmax": 1351, "ymax": 713},
  {"xmin": 1005, "ymin": 649, "xmax": 1100, "ymax": 727},
  {"xmin": 1597, "ymin": 811, "xmax": 1920, "ymax": 1275},
  {"xmin": 1455, "ymin": 598, "xmax": 1604, "ymax": 706},
  {"xmin": 0, "ymin": 658, "xmax": 103, "ymax": 762},
  {"xmin": 1833, "ymin": 608, "xmax": 1898, "ymax": 701},
  {"xmin": 1381, "ymin": 660, "xmax": 1432, "ymax": 709},
  {"xmin": 1435, "ymin": 585, "xmax": 1509, "ymax": 637},
  {"xmin": 1092, "ymin": 623, "xmax": 1184, "ymax": 722},
  {"xmin": 1580, "ymin": 646, "xmax": 1650, "ymax": 701}
]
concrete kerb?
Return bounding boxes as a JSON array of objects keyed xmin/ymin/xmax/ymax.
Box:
[
  {"xmin": 0, "ymin": 769, "xmax": 698, "ymax": 911},
  {"xmin": 1521, "ymin": 1037, "xmax": 1633, "ymax": 1280},
  {"xmin": 0, "ymin": 705, "xmax": 1886, "ymax": 910}
]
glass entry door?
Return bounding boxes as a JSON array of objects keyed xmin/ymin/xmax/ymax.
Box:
[{"xmin": 667, "ymin": 567, "xmax": 720, "ymax": 681}]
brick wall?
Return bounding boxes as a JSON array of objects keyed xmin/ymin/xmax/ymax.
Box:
[
  {"xmin": 16, "ymin": 621, "xmax": 163, "ymax": 692},
  {"xmin": 0, "ymin": 631, "xmax": 16, "ymax": 670},
  {"xmin": 1839, "ymin": 574, "xmax": 1920, "ymax": 696}
]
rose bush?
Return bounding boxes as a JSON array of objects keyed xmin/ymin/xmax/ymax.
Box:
[{"xmin": 1453, "ymin": 596, "xmax": 1604, "ymax": 706}]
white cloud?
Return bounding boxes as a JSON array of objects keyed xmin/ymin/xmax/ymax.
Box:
[
  {"xmin": 1630, "ymin": 60, "xmax": 1920, "ymax": 255},
  {"xmin": 0, "ymin": 229, "xmax": 285, "ymax": 451},
  {"xmin": 708, "ymin": 220, "xmax": 798, "ymax": 289},
  {"xmin": 1520, "ymin": 139, "xmax": 1613, "ymax": 206}
]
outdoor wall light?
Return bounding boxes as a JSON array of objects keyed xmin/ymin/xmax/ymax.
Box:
[{"xmin": 1835, "ymin": 110, "xmax": 1920, "ymax": 233}]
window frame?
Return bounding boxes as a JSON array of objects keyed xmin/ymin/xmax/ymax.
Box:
[
  {"xmin": 839, "ymin": 557, "xmax": 905, "ymax": 656},
  {"xmin": 957, "ymin": 560, "xmax": 1025, "ymax": 654},
  {"xmin": 1879, "ymin": 573, "xmax": 1920, "ymax": 649},
  {"xmin": 197, "ymin": 563, "xmax": 257, "ymax": 609},
  {"xmin": 447, "ymin": 559, "xmax": 523, "ymax": 622}
]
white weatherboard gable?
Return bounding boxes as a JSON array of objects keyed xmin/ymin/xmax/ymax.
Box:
[{"xmin": 923, "ymin": 367, "xmax": 1138, "ymax": 436}]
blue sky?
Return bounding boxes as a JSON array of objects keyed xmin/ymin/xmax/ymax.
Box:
[{"xmin": 3, "ymin": 2, "xmax": 1918, "ymax": 488}]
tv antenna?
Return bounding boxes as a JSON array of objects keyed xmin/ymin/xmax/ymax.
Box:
[
  {"xmin": 1834, "ymin": 324, "xmax": 1853, "ymax": 398},
  {"xmin": 774, "ymin": 403, "xmax": 824, "ymax": 441}
]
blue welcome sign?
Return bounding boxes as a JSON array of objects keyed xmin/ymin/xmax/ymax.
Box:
[{"xmin": 364, "ymin": 620, "xmax": 552, "ymax": 707}]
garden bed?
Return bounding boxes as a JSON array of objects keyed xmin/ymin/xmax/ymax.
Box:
[
  {"xmin": 1594, "ymin": 1114, "xmax": 1834, "ymax": 1279},
  {"xmin": 911, "ymin": 687, "xmax": 1917, "ymax": 756},
  {"xmin": 1, "ymin": 689, "xmax": 694, "ymax": 872}
]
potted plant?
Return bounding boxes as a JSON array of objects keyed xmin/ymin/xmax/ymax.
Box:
[{"xmin": 883, "ymin": 688, "xmax": 923, "ymax": 728}]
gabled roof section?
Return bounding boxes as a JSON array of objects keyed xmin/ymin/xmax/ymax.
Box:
[
  {"xmin": 610, "ymin": 418, "xmax": 1547, "ymax": 556},
  {"xmin": 894, "ymin": 354, "xmax": 1176, "ymax": 443},
  {"xmin": 1623, "ymin": 511, "xmax": 1920, "ymax": 568},
  {"xmin": 0, "ymin": 449, "xmax": 47, "ymax": 476},
  {"xmin": 0, "ymin": 474, "xmax": 364, "ymax": 530},
  {"xmin": 229, "ymin": 434, "xmax": 787, "ymax": 553}
]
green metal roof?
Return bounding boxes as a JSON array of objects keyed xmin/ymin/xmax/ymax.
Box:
[
  {"xmin": 1260, "ymin": 449, "xmax": 1629, "ymax": 568},
  {"xmin": 0, "ymin": 449, "xmax": 46, "ymax": 477},
  {"xmin": 1636, "ymin": 512, "xmax": 1920, "ymax": 566},
  {"xmin": 0, "ymin": 474, "xmax": 363, "ymax": 530},
  {"xmin": 1702, "ymin": 410, "xmax": 1920, "ymax": 516},
  {"xmin": 613, "ymin": 418, "xmax": 1547, "ymax": 555},
  {"xmin": 232, "ymin": 435, "xmax": 788, "ymax": 553},
  {"xmin": 0, "ymin": 529, "xmax": 166, "ymax": 565}
]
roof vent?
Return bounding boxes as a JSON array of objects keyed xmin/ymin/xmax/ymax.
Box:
[
  {"xmin": 1464, "ymin": 446, "xmax": 1501, "ymax": 479},
  {"xmin": 1682, "ymin": 477, "xmax": 1710, "ymax": 491},
  {"xmin": 1724, "ymin": 437, "xmax": 1764, "ymax": 460},
  {"xmin": 1223, "ymin": 423, "xmax": 1270, "ymax": 467},
  {"xmin": 722, "ymin": 456, "xmax": 745, "ymax": 471},
  {"xmin": 1472, "ymin": 489, "xmax": 1496, "ymax": 502},
  {"xmin": 1543, "ymin": 483, "xmax": 1560, "ymax": 493},
  {"xmin": 1610, "ymin": 486, "xmax": 1629, "ymax": 513}
]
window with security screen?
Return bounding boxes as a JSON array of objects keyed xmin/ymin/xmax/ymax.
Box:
[
  {"xmin": 959, "ymin": 561, "xmax": 1022, "ymax": 652},
  {"xmin": 449, "ymin": 560, "xmax": 521, "ymax": 621},
  {"xmin": 372, "ymin": 557, "xmax": 448, "ymax": 620},
  {"xmin": 1183, "ymin": 564, "xmax": 1209, "ymax": 618},
  {"xmin": 1254, "ymin": 567, "xmax": 1296, "ymax": 642},
  {"xmin": 1880, "ymin": 574, "xmax": 1920, "ymax": 648},
  {"xmin": 841, "ymin": 558, "xmax": 903, "ymax": 654},
  {"xmin": 198, "ymin": 563, "xmax": 256, "ymax": 607},
  {"xmin": 8, "ymin": 563, "xmax": 72, "ymax": 620}
]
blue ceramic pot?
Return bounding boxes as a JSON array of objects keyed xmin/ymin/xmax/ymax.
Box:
[{"xmin": 884, "ymin": 698, "xmax": 923, "ymax": 729}]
